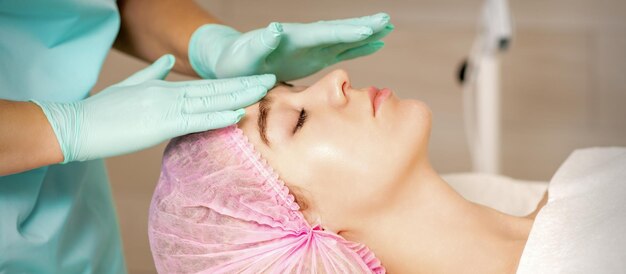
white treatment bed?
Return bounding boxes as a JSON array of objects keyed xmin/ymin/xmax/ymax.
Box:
[{"xmin": 443, "ymin": 173, "xmax": 548, "ymax": 216}]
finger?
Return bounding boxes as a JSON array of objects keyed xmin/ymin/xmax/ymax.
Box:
[
  {"xmin": 185, "ymin": 109, "xmax": 246, "ymax": 132},
  {"xmin": 119, "ymin": 54, "xmax": 174, "ymax": 86},
  {"xmin": 336, "ymin": 41, "xmax": 385, "ymax": 62},
  {"xmin": 183, "ymin": 86, "xmax": 267, "ymax": 114},
  {"xmin": 322, "ymin": 12, "xmax": 390, "ymax": 33},
  {"xmin": 180, "ymin": 74, "xmax": 276, "ymax": 97},
  {"xmin": 288, "ymin": 24, "xmax": 373, "ymax": 48},
  {"xmin": 324, "ymin": 23, "xmax": 394, "ymax": 55},
  {"xmin": 241, "ymin": 22, "xmax": 282, "ymax": 61}
]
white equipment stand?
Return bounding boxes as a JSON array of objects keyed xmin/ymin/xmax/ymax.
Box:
[{"xmin": 460, "ymin": 0, "xmax": 512, "ymax": 174}]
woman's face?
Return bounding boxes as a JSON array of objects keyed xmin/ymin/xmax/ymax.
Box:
[{"xmin": 238, "ymin": 69, "xmax": 432, "ymax": 232}]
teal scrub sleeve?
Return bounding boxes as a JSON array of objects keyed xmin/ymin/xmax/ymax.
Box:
[
  {"xmin": 188, "ymin": 12, "xmax": 394, "ymax": 81},
  {"xmin": 32, "ymin": 54, "xmax": 276, "ymax": 163}
]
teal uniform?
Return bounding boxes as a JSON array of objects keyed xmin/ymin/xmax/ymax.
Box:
[{"xmin": 0, "ymin": 0, "xmax": 127, "ymax": 273}]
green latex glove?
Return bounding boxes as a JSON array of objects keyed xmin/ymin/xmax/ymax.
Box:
[
  {"xmin": 189, "ymin": 12, "xmax": 394, "ymax": 81},
  {"xmin": 32, "ymin": 55, "xmax": 275, "ymax": 163}
]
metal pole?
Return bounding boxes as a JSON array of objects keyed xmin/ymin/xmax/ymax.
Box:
[
  {"xmin": 461, "ymin": 0, "xmax": 511, "ymax": 174},
  {"xmin": 474, "ymin": 55, "xmax": 500, "ymax": 173}
]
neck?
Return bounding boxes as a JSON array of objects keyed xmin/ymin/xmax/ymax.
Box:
[{"xmin": 342, "ymin": 160, "xmax": 534, "ymax": 274}]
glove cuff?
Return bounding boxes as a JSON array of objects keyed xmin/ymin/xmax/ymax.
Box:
[
  {"xmin": 30, "ymin": 100, "xmax": 84, "ymax": 164},
  {"xmin": 188, "ymin": 24, "xmax": 241, "ymax": 79}
]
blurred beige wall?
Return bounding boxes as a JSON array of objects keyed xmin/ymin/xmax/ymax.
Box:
[{"xmin": 93, "ymin": 1, "xmax": 626, "ymax": 272}]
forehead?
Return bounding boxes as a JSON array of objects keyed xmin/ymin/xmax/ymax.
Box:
[
  {"xmin": 270, "ymin": 84, "xmax": 305, "ymax": 97},
  {"xmin": 242, "ymin": 85, "xmax": 295, "ymax": 117}
]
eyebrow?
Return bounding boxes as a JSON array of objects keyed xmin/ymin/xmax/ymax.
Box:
[{"xmin": 258, "ymin": 96, "xmax": 273, "ymax": 147}]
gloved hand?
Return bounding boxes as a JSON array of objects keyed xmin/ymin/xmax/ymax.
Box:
[
  {"xmin": 189, "ymin": 12, "xmax": 394, "ymax": 81},
  {"xmin": 32, "ymin": 54, "xmax": 275, "ymax": 163}
]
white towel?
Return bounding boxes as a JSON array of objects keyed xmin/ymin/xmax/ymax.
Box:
[{"xmin": 517, "ymin": 147, "xmax": 626, "ymax": 274}]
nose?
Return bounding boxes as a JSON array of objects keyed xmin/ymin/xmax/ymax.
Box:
[{"xmin": 314, "ymin": 69, "xmax": 350, "ymax": 107}]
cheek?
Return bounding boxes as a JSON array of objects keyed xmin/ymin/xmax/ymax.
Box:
[
  {"xmin": 277, "ymin": 130, "xmax": 402, "ymax": 222},
  {"xmin": 389, "ymin": 99, "xmax": 432, "ymax": 162}
]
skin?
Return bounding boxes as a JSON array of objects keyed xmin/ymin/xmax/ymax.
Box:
[
  {"xmin": 0, "ymin": 0, "xmax": 218, "ymax": 175},
  {"xmin": 115, "ymin": 0, "xmax": 221, "ymax": 75},
  {"xmin": 238, "ymin": 69, "xmax": 546, "ymax": 273},
  {"xmin": 0, "ymin": 100, "xmax": 63, "ymax": 174}
]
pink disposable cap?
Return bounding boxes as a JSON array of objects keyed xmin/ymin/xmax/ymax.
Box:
[{"xmin": 149, "ymin": 125, "xmax": 385, "ymax": 273}]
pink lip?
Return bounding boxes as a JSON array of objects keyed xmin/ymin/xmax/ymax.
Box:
[{"xmin": 368, "ymin": 86, "xmax": 392, "ymax": 116}]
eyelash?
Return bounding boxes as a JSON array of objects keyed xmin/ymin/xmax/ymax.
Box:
[{"xmin": 293, "ymin": 109, "xmax": 308, "ymax": 134}]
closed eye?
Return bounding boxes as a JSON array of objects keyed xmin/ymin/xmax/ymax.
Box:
[{"xmin": 293, "ymin": 109, "xmax": 307, "ymax": 134}]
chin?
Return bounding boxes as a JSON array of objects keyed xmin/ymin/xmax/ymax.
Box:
[
  {"xmin": 398, "ymin": 98, "xmax": 432, "ymax": 129},
  {"xmin": 396, "ymin": 99, "xmax": 432, "ymax": 160}
]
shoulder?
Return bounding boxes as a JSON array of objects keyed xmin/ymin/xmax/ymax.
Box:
[{"xmin": 525, "ymin": 191, "xmax": 548, "ymax": 220}]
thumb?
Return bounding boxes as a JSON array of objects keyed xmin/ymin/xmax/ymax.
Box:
[
  {"xmin": 118, "ymin": 54, "xmax": 175, "ymax": 86},
  {"xmin": 243, "ymin": 22, "xmax": 282, "ymax": 62}
]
